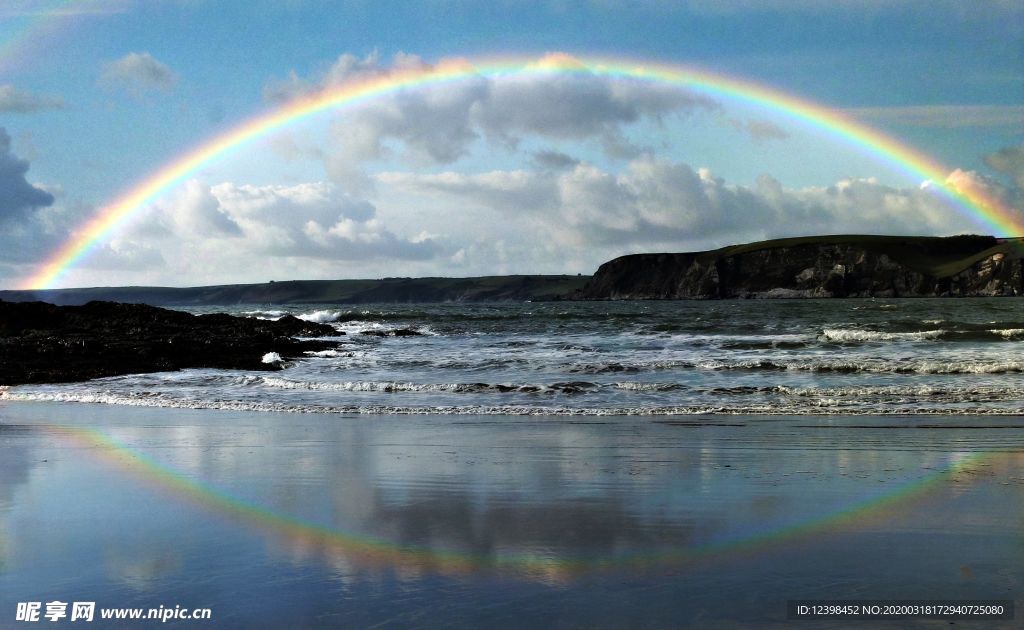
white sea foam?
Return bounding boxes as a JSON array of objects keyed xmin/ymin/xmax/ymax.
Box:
[
  {"xmin": 261, "ymin": 352, "xmax": 283, "ymax": 364},
  {"xmin": 990, "ymin": 328, "xmax": 1024, "ymax": 339},
  {"xmin": 297, "ymin": 310, "xmax": 344, "ymax": 324},
  {"xmin": 255, "ymin": 377, "xmax": 593, "ymax": 394},
  {"xmin": 771, "ymin": 384, "xmax": 1024, "ymax": 398},
  {"xmin": 303, "ymin": 349, "xmax": 346, "ymax": 358},
  {"xmin": 4, "ymin": 389, "xmax": 1022, "ymax": 416},
  {"xmin": 613, "ymin": 382, "xmax": 686, "ymax": 392},
  {"xmin": 821, "ymin": 328, "xmax": 945, "ymax": 342},
  {"xmin": 241, "ymin": 309, "xmax": 286, "ymax": 320}
]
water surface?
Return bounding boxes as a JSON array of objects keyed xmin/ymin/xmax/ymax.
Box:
[{"xmin": 1, "ymin": 402, "xmax": 1021, "ymax": 627}]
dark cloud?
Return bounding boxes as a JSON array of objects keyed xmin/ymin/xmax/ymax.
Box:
[
  {"xmin": 744, "ymin": 119, "xmax": 789, "ymax": 142},
  {"xmin": 532, "ymin": 150, "xmax": 581, "ymax": 170},
  {"xmin": 0, "ymin": 85, "xmax": 65, "ymax": 113},
  {"xmin": 0, "ymin": 127, "xmax": 54, "ymax": 224},
  {"xmin": 475, "ymin": 70, "xmax": 717, "ymax": 143},
  {"xmin": 984, "ymin": 146, "xmax": 1024, "ymax": 191},
  {"xmin": 267, "ymin": 52, "xmax": 721, "ymax": 189}
]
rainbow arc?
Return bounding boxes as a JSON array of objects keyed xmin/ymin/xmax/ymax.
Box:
[{"xmin": 22, "ymin": 53, "xmax": 1023, "ymax": 289}]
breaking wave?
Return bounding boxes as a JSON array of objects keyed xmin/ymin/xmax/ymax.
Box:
[
  {"xmin": 821, "ymin": 327, "xmax": 1024, "ymax": 343},
  {"xmin": 5, "ymin": 389, "xmax": 1023, "ymax": 416},
  {"xmin": 255, "ymin": 377, "xmax": 599, "ymax": 394}
]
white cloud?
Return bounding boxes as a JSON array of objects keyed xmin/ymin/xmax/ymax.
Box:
[
  {"xmin": 137, "ymin": 180, "xmax": 439, "ymax": 263},
  {"xmin": 944, "ymin": 166, "xmax": 1022, "ymax": 220},
  {"xmin": 50, "ymin": 179, "xmax": 445, "ymax": 286},
  {"xmin": 158, "ymin": 180, "xmax": 243, "ymax": 237},
  {"xmin": 0, "ymin": 85, "xmax": 64, "ymax": 113},
  {"xmin": 100, "ymin": 52, "xmax": 178, "ymax": 94},
  {"xmin": 210, "ymin": 181, "xmax": 439, "ymax": 260},
  {"xmin": 75, "ymin": 239, "xmax": 166, "ymax": 271}
]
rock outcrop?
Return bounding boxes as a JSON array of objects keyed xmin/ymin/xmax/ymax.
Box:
[
  {"xmin": 575, "ymin": 235, "xmax": 1024, "ymax": 300},
  {"xmin": 0, "ymin": 300, "xmax": 341, "ymax": 385}
]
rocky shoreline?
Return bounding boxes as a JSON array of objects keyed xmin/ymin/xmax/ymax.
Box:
[{"xmin": 0, "ymin": 300, "xmax": 340, "ymax": 385}]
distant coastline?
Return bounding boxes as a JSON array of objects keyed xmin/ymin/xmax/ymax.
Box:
[
  {"xmin": 3, "ymin": 234, "xmax": 1022, "ymax": 306},
  {"xmin": 0, "ymin": 275, "xmax": 591, "ymax": 306}
]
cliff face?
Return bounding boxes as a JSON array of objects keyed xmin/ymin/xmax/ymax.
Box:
[{"xmin": 577, "ymin": 235, "xmax": 1024, "ymax": 299}]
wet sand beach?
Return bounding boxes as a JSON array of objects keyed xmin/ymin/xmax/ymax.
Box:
[{"xmin": 1, "ymin": 401, "xmax": 1021, "ymax": 627}]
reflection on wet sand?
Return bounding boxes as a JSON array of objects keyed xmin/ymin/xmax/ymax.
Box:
[{"xmin": 1, "ymin": 402, "xmax": 1023, "ymax": 625}]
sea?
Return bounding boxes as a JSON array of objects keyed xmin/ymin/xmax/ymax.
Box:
[
  {"xmin": 2, "ymin": 298, "xmax": 1023, "ymax": 627},
  {"xmin": 4, "ymin": 298, "xmax": 1024, "ymax": 415}
]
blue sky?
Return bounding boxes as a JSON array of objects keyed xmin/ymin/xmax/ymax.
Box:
[{"xmin": 1, "ymin": 0, "xmax": 1021, "ymax": 287}]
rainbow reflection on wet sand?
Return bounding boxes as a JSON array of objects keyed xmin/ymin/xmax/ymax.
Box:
[{"xmin": 1, "ymin": 401, "xmax": 1022, "ymax": 627}]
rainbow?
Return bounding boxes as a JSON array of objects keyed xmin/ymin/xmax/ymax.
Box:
[
  {"xmin": 47, "ymin": 422, "xmax": 1001, "ymax": 580},
  {"xmin": 0, "ymin": 0, "xmax": 103, "ymax": 75},
  {"xmin": 22, "ymin": 52, "xmax": 1023, "ymax": 289}
]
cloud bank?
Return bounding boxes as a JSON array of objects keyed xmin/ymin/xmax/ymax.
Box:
[
  {"xmin": 17, "ymin": 154, "xmax": 1020, "ymax": 286},
  {"xmin": 380, "ymin": 157, "xmax": 982, "ymax": 258}
]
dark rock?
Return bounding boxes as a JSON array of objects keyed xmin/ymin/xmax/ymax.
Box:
[
  {"xmin": 575, "ymin": 235, "xmax": 1024, "ymax": 300},
  {"xmin": 0, "ymin": 300, "xmax": 342, "ymax": 385},
  {"xmin": 359, "ymin": 328, "xmax": 423, "ymax": 337}
]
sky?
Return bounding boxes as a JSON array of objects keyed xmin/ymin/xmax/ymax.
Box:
[{"xmin": 1, "ymin": 0, "xmax": 1022, "ymax": 288}]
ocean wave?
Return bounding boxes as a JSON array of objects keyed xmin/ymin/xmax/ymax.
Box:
[
  {"xmin": 241, "ymin": 309, "xmax": 287, "ymax": 320},
  {"xmin": 4, "ymin": 389, "xmax": 1023, "ymax": 416},
  {"xmin": 278, "ymin": 309, "xmax": 662, "ymax": 324},
  {"xmin": 770, "ymin": 384, "xmax": 1024, "ymax": 399},
  {"xmin": 991, "ymin": 328, "xmax": 1024, "ymax": 339},
  {"xmin": 821, "ymin": 327, "xmax": 1024, "ymax": 343},
  {"xmin": 570, "ymin": 361, "xmax": 695, "ymax": 374},
  {"xmin": 296, "ymin": 309, "xmax": 345, "ymax": 324},
  {"xmin": 613, "ymin": 382, "xmax": 687, "ymax": 392},
  {"xmin": 706, "ymin": 358, "xmax": 1024, "ymax": 374},
  {"xmin": 574, "ymin": 357, "xmax": 1024, "ymax": 374},
  {"xmin": 821, "ymin": 328, "xmax": 946, "ymax": 342},
  {"xmin": 302, "ymin": 349, "xmax": 349, "ymax": 358},
  {"xmin": 256, "ymin": 377, "xmax": 598, "ymax": 394}
]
